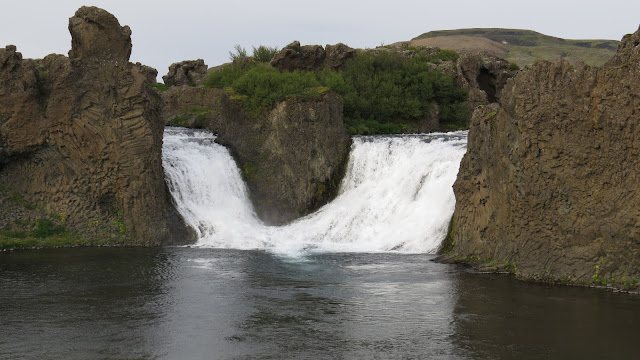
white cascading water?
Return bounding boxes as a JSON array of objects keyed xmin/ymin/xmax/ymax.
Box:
[{"xmin": 162, "ymin": 127, "xmax": 467, "ymax": 256}]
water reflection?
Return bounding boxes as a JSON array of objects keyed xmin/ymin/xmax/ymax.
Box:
[
  {"xmin": 450, "ymin": 272, "xmax": 640, "ymax": 359},
  {"xmin": 1, "ymin": 248, "xmax": 638, "ymax": 359},
  {"xmin": 0, "ymin": 248, "xmax": 168, "ymax": 359}
]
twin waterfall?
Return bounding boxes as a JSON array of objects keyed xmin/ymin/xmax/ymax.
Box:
[{"xmin": 162, "ymin": 127, "xmax": 467, "ymax": 256}]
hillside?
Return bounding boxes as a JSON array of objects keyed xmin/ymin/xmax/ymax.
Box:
[{"xmin": 402, "ymin": 28, "xmax": 619, "ymax": 67}]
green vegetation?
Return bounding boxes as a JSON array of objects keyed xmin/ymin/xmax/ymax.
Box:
[
  {"xmin": 229, "ymin": 44, "xmax": 248, "ymax": 61},
  {"xmin": 243, "ymin": 161, "xmax": 259, "ymax": 181},
  {"xmin": 152, "ymin": 83, "xmax": 170, "ymax": 92},
  {"xmin": 252, "ymin": 45, "xmax": 279, "ymax": 63},
  {"xmin": 428, "ymin": 49, "xmax": 460, "ymax": 63},
  {"xmin": 168, "ymin": 107, "xmax": 211, "ymax": 128},
  {"xmin": 31, "ymin": 219, "xmax": 65, "ymax": 238},
  {"xmin": 204, "ymin": 48, "xmax": 468, "ymax": 134}
]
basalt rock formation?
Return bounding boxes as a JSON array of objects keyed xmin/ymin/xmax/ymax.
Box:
[
  {"xmin": 444, "ymin": 28, "xmax": 640, "ymax": 290},
  {"xmin": 270, "ymin": 41, "xmax": 356, "ymax": 72},
  {"xmin": 162, "ymin": 86, "xmax": 351, "ymax": 225},
  {"xmin": 0, "ymin": 6, "xmax": 191, "ymax": 245},
  {"xmin": 163, "ymin": 59, "xmax": 208, "ymax": 87},
  {"xmin": 438, "ymin": 52, "xmax": 515, "ymax": 110}
]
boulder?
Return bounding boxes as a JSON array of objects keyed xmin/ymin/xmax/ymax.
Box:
[
  {"xmin": 270, "ymin": 41, "xmax": 327, "ymax": 72},
  {"xmin": 162, "ymin": 59, "xmax": 208, "ymax": 87},
  {"xmin": 68, "ymin": 6, "xmax": 132, "ymax": 62},
  {"xmin": 325, "ymin": 43, "xmax": 357, "ymax": 70}
]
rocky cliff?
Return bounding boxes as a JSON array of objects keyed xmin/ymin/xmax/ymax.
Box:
[
  {"xmin": 0, "ymin": 6, "xmax": 191, "ymax": 245},
  {"xmin": 162, "ymin": 86, "xmax": 350, "ymax": 225},
  {"xmin": 444, "ymin": 28, "xmax": 640, "ymax": 290}
]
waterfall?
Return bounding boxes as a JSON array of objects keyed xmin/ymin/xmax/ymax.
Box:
[{"xmin": 162, "ymin": 127, "xmax": 467, "ymax": 255}]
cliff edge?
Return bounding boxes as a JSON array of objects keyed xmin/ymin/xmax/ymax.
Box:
[
  {"xmin": 0, "ymin": 7, "xmax": 191, "ymax": 246},
  {"xmin": 444, "ymin": 28, "xmax": 640, "ymax": 290}
]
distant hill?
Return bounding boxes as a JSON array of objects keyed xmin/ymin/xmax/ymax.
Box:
[{"xmin": 401, "ymin": 28, "xmax": 619, "ymax": 67}]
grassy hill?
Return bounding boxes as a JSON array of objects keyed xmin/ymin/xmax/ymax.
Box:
[{"xmin": 403, "ymin": 28, "xmax": 619, "ymax": 67}]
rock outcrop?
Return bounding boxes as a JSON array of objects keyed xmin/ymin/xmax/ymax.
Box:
[
  {"xmin": 0, "ymin": 7, "xmax": 191, "ymax": 245},
  {"xmin": 444, "ymin": 28, "xmax": 640, "ymax": 290},
  {"xmin": 162, "ymin": 86, "xmax": 351, "ymax": 225},
  {"xmin": 270, "ymin": 41, "xmax": 356, "ymax": 72},
  {"xmin": 162, "ymin": 59, "xmax": 208, "ymax": 87},
  {"xmin": 438, "ymin": 52, "xmax": 515, "ymax": 110}
]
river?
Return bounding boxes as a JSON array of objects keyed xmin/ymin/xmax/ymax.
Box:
[{"xmin": 1, "ymin": 128, "xmax": 638, "ymax": 359}]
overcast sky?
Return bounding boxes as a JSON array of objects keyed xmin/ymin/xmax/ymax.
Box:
[{"xmin": 2, "ymin": 0, "xmax": 639, "ymax": 81}]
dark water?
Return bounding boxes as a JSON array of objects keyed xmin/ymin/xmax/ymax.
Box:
[{"xmin": 0, "ymin": 248, "xmax": 638, "ymax": 359}]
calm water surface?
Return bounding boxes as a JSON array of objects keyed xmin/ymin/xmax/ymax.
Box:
[{"xmin": 1, "ymin": 247, "xmax": 638, "ymax": 359}]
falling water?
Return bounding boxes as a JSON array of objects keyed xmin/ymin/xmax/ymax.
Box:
[{"xmin": 162, "ymin": 127, "xmax": 467, "ymax": 255}]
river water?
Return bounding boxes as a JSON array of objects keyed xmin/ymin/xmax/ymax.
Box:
[
  {"xmin": 1, "ymin": 129, "xmax": 638, "ymax": 359},
  {"xmin": 1, "ymin": 247, "xmax": 638, "ymax": 359}
]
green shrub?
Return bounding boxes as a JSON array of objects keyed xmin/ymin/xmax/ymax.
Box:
[
  {"xmin": 428, "ymin": 49, "xmax": 460, "ymax": 62},
  {"xmin": 508, "ymin": 62, "xmax": 520, "ymax": 71},
  {"xmin": 252, "ymin": 45, "xmax": 279, "ymax": 63},
  {"xmin": 204, "ymin": 48, "xmax": 469, "ymax": 134},
  {"xmin": 322, "ymin": 51, "xmax": 468, "ymax": 132},
  {"xmin": 229, "ymin": 44, "xmax": 248, "ymax": 61},
  {"xmin": 31, "ymin": 219, "xmax": 65, "ymax": 238},
  {"xmin": 152, "ymin": 83, "xmax": 170, "ymax": 92}
]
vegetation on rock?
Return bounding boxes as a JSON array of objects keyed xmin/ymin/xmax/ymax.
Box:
[{"xmin": 204, "ymin": 48, "xmax": 468, "ymax": 134}]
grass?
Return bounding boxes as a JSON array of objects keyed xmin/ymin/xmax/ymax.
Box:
[
  {"xmin": 0, "ymin": 232, "xmax": 131, "ymax": 251},
  {"xmin": 408, "ymin": 28, "xmax": 619, "ymax": 67}
]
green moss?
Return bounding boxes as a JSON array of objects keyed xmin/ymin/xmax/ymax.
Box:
[
  {"xmin": 438, "ymin": 217, "xmax": 456, "ymax": 254},
  {"xmin": 484, "ymin": 111, "xmax": 498, "ymax": 121},
  {"xmin": 243, "ymin": 162, "xmax": 259, "ymax": 181},
  {"xmin": 152, "ymin": 83, "xmax": 170, "ymax": 92}
]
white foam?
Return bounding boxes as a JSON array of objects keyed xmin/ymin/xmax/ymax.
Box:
[{"xmin": 162, "ymin": 127, "xmax": 467, "ymax": 256}]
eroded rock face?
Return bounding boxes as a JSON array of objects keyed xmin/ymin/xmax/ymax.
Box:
[
  {"xmin": 325, "ymin": 43, "xmax": 357, "ymax": 70},
  {"xmin": 162, "ymin": 59, "xmax": 208, "ymax": 86},
  {"xmin": 162, "ymin": 86, "xmax": 351, "ymax": 225},
  {"xmin": 438, "ymin": 52, "xmax": 515, "ymax": 111},
  {"xmin": 270, "ymin": 41, "xmax": 355, "ymax": 72},
  {"xmin": 446, "ymin": 29, "xmax": 640, "ymax": 290},
  {"xmin": 0, "ymin": 7, "xmax": 191, "ymax": 245},
  {"xmin": 68, "ymin": 6, "xmax": 132, "ymax": 62}
]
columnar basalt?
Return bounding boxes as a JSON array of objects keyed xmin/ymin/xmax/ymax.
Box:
[
  {"xmin": 445, "ymin": 28, "xmax": 640, "ymax": 290},
  {"xmin": 0, "ymin": 6, "xmax": 191, "ymax": 245}
]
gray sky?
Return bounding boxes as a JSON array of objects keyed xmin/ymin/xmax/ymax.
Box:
[{"xmin": 2, "ymin": 0, "xmax": 639, "ymax": 81}]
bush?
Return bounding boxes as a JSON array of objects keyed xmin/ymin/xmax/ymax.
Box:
[
  {"xmin": 428, "ymin": 49, "xmax": 460, "ymax": 63},
  {"xmin": 252, "ymin": 45, "xmax": 279, "ymax": 63},
  {"xmin": 204, "ymin": 47, "xmax": 468, "ymax": 133},
  {"xmin": 31, "ymin": 219, "xmax": 65, "ymax": 238},
  {"xmin": 205, "ymin": 63, "xmax": 322, "ymax": 114},
  {"xmin": 320, "ymin": 51, "xmax": 468, "ymax": 131},
  {"xmin": 508, "ymin": 62, "xmax": 520, "ymax": 71},
  {"xmin": 152, "ymin": 83, "xmax": 170, "ymax": 92},
  {"xmin": 229, "ymin": 44, "xmax": 248, "ymax": 61}
]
